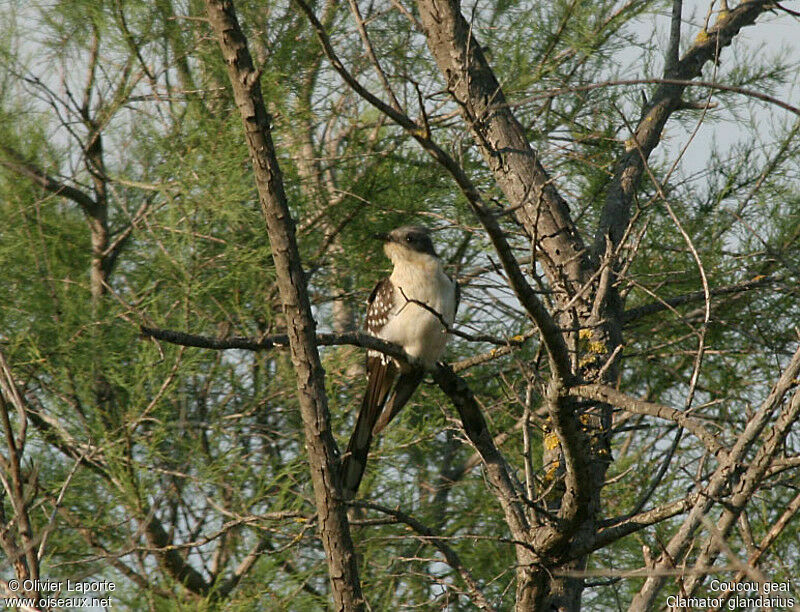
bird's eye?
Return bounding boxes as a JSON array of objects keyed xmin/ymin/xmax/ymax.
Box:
[{"xmin": 405, "ymin": 235, "xmax": 413, "ymax": 243}]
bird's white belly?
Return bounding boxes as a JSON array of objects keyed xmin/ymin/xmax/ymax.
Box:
[
  {"xmin": 379, "ymin": 305, "xmax": 448, "ymax": 366},
  {"xmin": 380, "ymin": 268, "xmax": 455, "ymax": 368}
]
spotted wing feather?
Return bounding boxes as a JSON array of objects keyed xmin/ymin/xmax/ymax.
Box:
[{"xmin": 364, "ymin": 278, "xmax": 394, "ymax": 357}]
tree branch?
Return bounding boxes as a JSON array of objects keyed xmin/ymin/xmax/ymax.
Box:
[
  {"xmin": 415, "ymin": 0, "xmax": 588, "ymax": 296},
  {"xmin": 579, "ymin": 493, "xmax": 700, "ymax": 557},
  {"xmin": 0, "ymin": 143, "xmax": 98, "ymax": 216},
  {"xmin": 595, "ymin": 0, "xmax": 776, "ymax": 259},
  {"xmin": 432, "ymin": 363, "xmax": 533, "ymax": 543},
  {"xmin": 203, "ymin": 1, "xmax": 364, "ymax": 608},
  {"xmin": 622, "ymin": 275, "xmax": 778, "ymax": 323},
  {"xmin": 139, "ymin": 325, "xmax": 412, "ymax": 362},
  {"xmin": 570, "ymin": 384, "xmax": 725, "ymax": 457}
]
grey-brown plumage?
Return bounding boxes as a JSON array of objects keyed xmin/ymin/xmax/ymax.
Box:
[{"xmin": 341, "ymin": 226, "xmax": 458, "ymax": 500}]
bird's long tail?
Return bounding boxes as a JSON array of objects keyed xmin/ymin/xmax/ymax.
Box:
[
  {"xmin": 341, "ymin": 366, "xmax": 422, "ymax": 499},
  {"xmin": 372, "ymin": 370, "xmax": 423, "ymax": 435}
]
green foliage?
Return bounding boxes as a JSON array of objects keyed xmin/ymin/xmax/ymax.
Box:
[{"xmin": 0, "ymin": 0, "xmax": 798, "ymax": 610}]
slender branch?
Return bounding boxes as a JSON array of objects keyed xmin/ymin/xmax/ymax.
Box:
[
  {"xmin": 0, "ymin": 144, "xmax": 98, "ymax": 215},
  {"xmin": 432, "ymin": 363, "xmax": 536, "ymax": 549},
  {"xmin": 452, "ymin": 330, "xmax": 537, "ymax": 372},
  {"xmin": 352, "ymin": 500, "xmax": 496, "ymax": 612},
  {"xmin": 504, "ymin": 81, "xmax": 800, "ymax": 121},
  {"xmin": 713, "ymin": 489, "xmax": 800, "ymax": 610},
  {"xmin": 346, "ymin": 0, "xmax": 401, "ymax": 111},
  {"xmin": 578, "ymin": 493, "xmax": 700, "ymax": 557},
  {"xmin": 139, "ymin": 326, "xmax": 411, "ymax": 362},
  {"xmin": 211, "ymin": 538, "xmax": 270, "ymax": 601},
  {"xmin": 622, "ymin": 275, "xmax": 778, "ymax": 323},
  {"xmin": 570, "ymin": 384, "xmax": 724, "ymax": 457}
]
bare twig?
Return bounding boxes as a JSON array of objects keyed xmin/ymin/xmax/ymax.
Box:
[{"xmin": 351, "ymin": 500, "xmax": 496, "ymax": 611}]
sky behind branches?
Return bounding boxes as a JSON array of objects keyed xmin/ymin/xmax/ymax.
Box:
[{"xmin": 628, "ymin": 1, "xmax": 798, "ymax": 185}]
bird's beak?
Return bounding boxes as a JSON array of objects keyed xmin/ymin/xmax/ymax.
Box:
[{"xmin": 372, "ymin": 232, "xmax": 390, "ymax": 242}]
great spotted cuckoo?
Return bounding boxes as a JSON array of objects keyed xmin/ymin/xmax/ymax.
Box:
[{"xmin": 341, "ymin": 226, "xmax": 459, "ymax": 500}]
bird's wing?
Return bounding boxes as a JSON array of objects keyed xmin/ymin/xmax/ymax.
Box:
[
  {"xmin": 341, "ymin": 278, "xmax": 398, "ymax": 499},
  {"xmin": 365, "ymin": 277, "xmax": 394, "ymax": 342}
]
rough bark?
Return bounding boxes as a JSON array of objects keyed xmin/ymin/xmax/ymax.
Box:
[
  {"xmin": 415, "ymin": 1, "xmax": 611, "ymax": 607},
  {"xmin": 84, "ymin": 127, "xmax": 109, "ymax": 303},
  {"xmin": 203, "ymin": 1, "xmax": 364, "ymax": 609},
  {"xmin": 416, "ymin": 0, "xmax": 588, "ymax": 295},
  {"xmin": 412, "ymin": 1, "xmax": 777, "ymax": 608}
]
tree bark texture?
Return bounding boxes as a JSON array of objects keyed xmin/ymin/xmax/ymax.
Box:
[
  {"xmin": 414, "ymin": 0, "xmax": 775, "ymax": 609},
  {"xmin": 416, "ymin": 1, "xmax": 612, "ymax": 608},
  {"xmin": 203, "ymin": 2, "xmax": 364, "ymax": 610}
]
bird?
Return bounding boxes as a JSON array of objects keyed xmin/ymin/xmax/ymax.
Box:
[{"xmin": 341, "ymin": 226, "xmax": 459, "ymax": 500}]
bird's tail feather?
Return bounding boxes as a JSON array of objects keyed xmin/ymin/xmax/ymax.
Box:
[
  {"xmin": 341, "ymin": 359, "xmax": 397, "ymax": 499},
  {"xmin": 372, "ymin": 370, "xmax": 423, "ymax": 436}
]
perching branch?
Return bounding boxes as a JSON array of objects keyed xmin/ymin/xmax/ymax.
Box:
[{"xmin": 140, "ymin": 325, "xmax": 410, "ymax": 362}]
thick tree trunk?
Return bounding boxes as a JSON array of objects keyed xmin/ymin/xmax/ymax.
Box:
[
  {"xmin": 413, "ymin": 1, "xmax": 774, "ymax": 607},
  {"xmin": 203, "ymin": 2, "xmax": 364, "ymax": 609},
  {"xmin": 415, "ymin": 1, "xmax": 615, "ymax": 608}
]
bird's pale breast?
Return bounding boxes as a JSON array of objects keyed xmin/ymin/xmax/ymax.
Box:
[{"xmin": 381, "ymin": 264, "xmax": 456, "ymax": 367}]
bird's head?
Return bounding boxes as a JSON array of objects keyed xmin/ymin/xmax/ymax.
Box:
[{"xmin": 374, "ymin": 225, "xmax": 438, "ymax": 266}]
